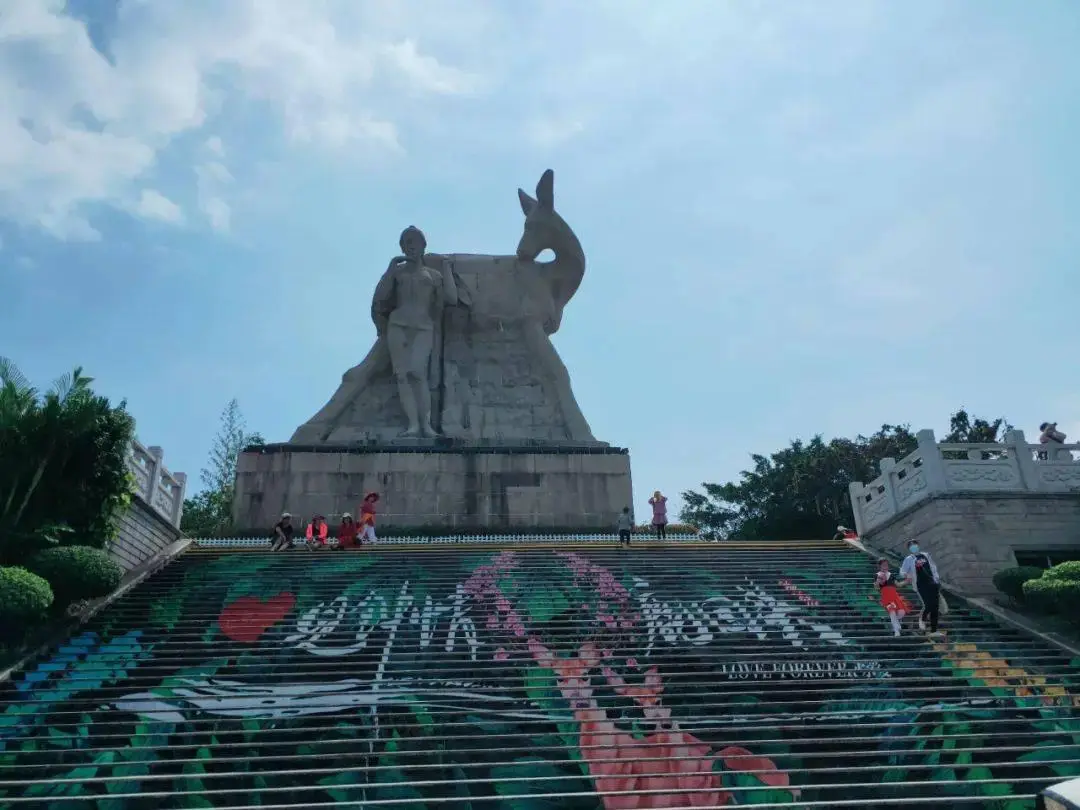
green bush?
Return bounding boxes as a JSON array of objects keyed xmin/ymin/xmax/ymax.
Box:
[
  {"xmin": 992, "ymin": 566, "xmax": 1045, "ymax": 602},
  {"xmin": 0, "ymin": 566, "xmax": 54, "ymax": 623},
  {"xmin": 1021, "ymin": 577, "xmax": 1078, "ymax": 615},
  {"xmin": 27, "ymin": 546, "xmax": 122, "ymax": 607},
  {"xmin": 1044, "ymin": 560, "xmax": 1080, "ymax": 583}
]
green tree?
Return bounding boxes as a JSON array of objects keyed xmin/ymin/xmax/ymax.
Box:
[
  {"xmin": 181, "ymin": 399, "xmax": 263, "ymax": 536},
  {"xmin": 0, "ymin": 358, "xmax": 135, "ymax": 563},
  {"xmin": 681, "ymin": 409, "xmax": 1008, "ymax": 541},
  {"xmin": 941, "ymin": 407, "xmax": 1011, "ymax": 443}
]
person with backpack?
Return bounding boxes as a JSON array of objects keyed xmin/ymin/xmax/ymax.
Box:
[{"xmin": 899, "ymin": 539, "xmax": 945, "ymax": 637}]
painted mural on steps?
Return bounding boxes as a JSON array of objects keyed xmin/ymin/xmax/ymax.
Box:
[{"xmin": 0, "ymin": 551, "xmax": 1077, "ymax": 808}]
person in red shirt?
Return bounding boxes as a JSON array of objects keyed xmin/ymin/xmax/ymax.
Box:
[
  {"xmin": 359, "ymin": 493, "xmax": 379, "ymax": 543},
  {"xmin": 305, "ymin": 515, "xmax": 329, "ymax": 549},
  {"xmin": 337, "ymin": 513, "xmax": 360, "ymax": 550}
]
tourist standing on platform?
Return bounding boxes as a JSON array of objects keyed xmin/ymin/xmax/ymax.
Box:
[
  {"xmin": 359, "ymin": 492, "xmax": 379, "ymax": 543},
  {"xmin": 871, "ymin": 558, "xmax": 910, "ymax": 637},
  {"xmin": 271, "ymin": 512, "xmax": 294, "ymax": 551},
  {"xmin": 337, "ymin": 513, "xmax": 360, "ymax": 550},
  {"xmin": 1039, "ymin": 422, "xmax": 1068, "ymax": 460},
  {"xmin": 899, "ymin": 540, "xmax": 945, "ymax": 636},
  {"xmin": 306, "ymin": 515, "xmax": 329, "ymax": 549},
  {"xmin": 649, "ymin": 491, "xmax": 668, "ymax": 540},
  {"xmin": 616, "ymin": 507, "xmax": 633, "ymax": 547}
]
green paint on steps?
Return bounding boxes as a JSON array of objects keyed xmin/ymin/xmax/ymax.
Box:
[{"xmin": 0, "ymin": 544, "xmax": 1077, "ymax": 808}]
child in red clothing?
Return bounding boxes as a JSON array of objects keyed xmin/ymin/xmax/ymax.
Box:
[
  {"xmin": 358, "ymin": 493, "xmax": 379, "ymax": 543},
  {"xmin": 870, "ymin": 557, "xmax": 910, "ymax": 637}
]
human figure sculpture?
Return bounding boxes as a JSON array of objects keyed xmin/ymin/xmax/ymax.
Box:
[{"xmin": 372, "ymin": 226, "xmax": 460, "ymax": 437}]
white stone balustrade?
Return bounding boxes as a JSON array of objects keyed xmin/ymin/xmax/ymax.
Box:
[
  {"xmin": 849, "ymin": 429, "xmax": 1080, "ymax": 535},
  {"xmin": 126, "ymin": 438, "xmax": 187, "ymax": 528}
]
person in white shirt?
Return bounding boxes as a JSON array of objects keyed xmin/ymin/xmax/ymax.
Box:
[{"xmin": 899, "ymin": 540, "xmax": 944, "ymax": 636}]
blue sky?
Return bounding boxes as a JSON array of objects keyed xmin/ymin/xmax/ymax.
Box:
[{"xmin": 2, "ymin": 1, "xmax": 1079, "ymax": 521}]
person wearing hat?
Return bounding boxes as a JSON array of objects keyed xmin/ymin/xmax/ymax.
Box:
[
  {"xmin": 338, "ymin": 512, "xmax": 360, "ymax": 550},
  {"xmin": 359, "ymin": 492, "xmax": 380, "ymax": 543},
  {"xmin": 305, "ymin": 514, "xmax": 329, "ymax": 550},
  {"xmin": 648, "ymin": 490, "xmax": 668, "ymax": 540},
  {"xmin": 271, "ymin": 512, "xmax": 294, "ymax": 552},
  {"xmin": 833, "ymin": 525, "xmax": 857, "ymax": 541}
]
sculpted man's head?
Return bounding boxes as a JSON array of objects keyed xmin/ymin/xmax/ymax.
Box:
[{"xmin": 400, "ymin": 226, "xmax": 426, "ymax": 261}]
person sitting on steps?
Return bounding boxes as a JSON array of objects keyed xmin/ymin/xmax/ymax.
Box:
[
  {"xmin": 899, "ymin": 539, "xmax": 945, "ymax": 637},
  {"xmin": 337, "ymin": 513, "xmax": 360, "ymax": 550},
  {"xmin": 271, "ymin": 512, "xmax": 294, "ymax": 552},
  {"xmin": 305, "ymin": 515, "xmax": 329, "ymax": 550}
]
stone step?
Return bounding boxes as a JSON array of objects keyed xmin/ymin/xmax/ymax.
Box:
[{"xmin": 1, "ymin": 543, "xmax": 1076, "ymax": 808}]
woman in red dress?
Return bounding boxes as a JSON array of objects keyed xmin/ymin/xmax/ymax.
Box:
[{"xmin": 872, "ymin": 557, "xmax": 910, "ymax": 637}]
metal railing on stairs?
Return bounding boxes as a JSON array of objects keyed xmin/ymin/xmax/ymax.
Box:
[{"xmin": 1, "ymin": 540, "xmax": 1078, "ymax": 808}]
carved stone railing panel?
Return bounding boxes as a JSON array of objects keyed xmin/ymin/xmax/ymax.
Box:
[
  {"xmin": 850, "ymin": 429, "xmax": 1080, "ymax": 535},
  {"xmin": 128, "ymin": 438, "xmax": 187, "ymax": 528}
]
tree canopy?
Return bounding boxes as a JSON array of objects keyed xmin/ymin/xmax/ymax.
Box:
[
  {"xmin": 180, "ymin": 399, "xmax": 263, "ymax": 536},
  {"xmin": 0, "ymin": 357, "xmax": 135, "ymax": 564},
  {"xmin": 680, "ymin": 408, "xmax": 1009, "ymax": 541}
]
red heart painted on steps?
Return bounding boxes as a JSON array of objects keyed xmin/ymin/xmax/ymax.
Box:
[{"xmin": 218, "ymin": 593, "xmax": 296, "ymax": 643}]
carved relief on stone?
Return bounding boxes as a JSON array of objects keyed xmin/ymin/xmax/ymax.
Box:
[
  {"xmin": 1039, "ymin": 467, "xmax": 1080, "ymax": 485},
  {"xmin": 863, "ymin": 496, "xmax": 891, "ymax": 524},
  {"xmin": 895, "ymin": 472, "xmax": 928, "ymax": 508},
  {"xmin": 945, "ymin": 464, "xmax": 1018, "ymax": 486}
]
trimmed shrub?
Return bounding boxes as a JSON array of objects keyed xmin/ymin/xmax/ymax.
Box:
[
  {"xmin": 27, "ymin": 546, "xmax": 123, "ymax": 607},
  {"xmin": 633, "ymin": 523, "xmax": 700, "ymax": 535},
  {"xmin": 992, "ymin": 566, "xmax": 1045, "ymax": 602},
  {"xmin": 1022, "ymin": 577, "xmax": 1072, "ymax": 614},
  {"xmin": 0, "ymin": 567, "xmax": 54, "ymax": 624},
  {"xmin": 1044, "ymin": 561, "xmax": 1080, "ymax": 583}
]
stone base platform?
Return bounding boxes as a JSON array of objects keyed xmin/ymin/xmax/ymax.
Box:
[{"xmin": 232, "ymin": 442, "xmax": 634, "ymax": 532}]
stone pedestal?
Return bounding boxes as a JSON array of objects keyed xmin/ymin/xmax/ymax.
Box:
[{"xmin": 232, "ymin": 443, "xmax": 634, "ymax": 532}]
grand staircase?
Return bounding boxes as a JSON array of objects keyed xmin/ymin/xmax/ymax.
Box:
[{"xmin": 2, "ymin": 539, "xmax": 1079, "ymax": 808}]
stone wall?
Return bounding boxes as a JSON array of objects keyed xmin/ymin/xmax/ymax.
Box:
[
  {"xmin": 861, "ymin": 492, "xmax": 1080, "ymax": 596},
  {"xmin": 233, "ymin": 445, "xmax": 633, "ymax": 532},
  {"xmin": 107, "ymin": 495, "xmax": 184, "ymax": 571}
]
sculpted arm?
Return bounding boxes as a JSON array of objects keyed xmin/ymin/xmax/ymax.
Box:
[{"xmin": 371, "ymin": 259, "xmax": 401, "ymax": 337}]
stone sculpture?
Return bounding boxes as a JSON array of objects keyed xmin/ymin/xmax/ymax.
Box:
[
  {"xmin": 292, "ymin": 170, "xmax": 599, "ymax": 445},
  {"xmin": 376, "ymin": 226, "xmax": 467, "ymax": 438}
]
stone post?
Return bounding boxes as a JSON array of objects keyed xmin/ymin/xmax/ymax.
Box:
[
  {"xmin": 147, "ymin": 446, "xmax": 165, "ymax": 504},
  {"xmin": 1005, "ymin": 430, "xmax": 1039, "ymax": 492},
  {"xmin": 173, "ymin": 472, "xmax": 188, "ymax": 528},
  {"xmin": 848, "ymin": 481, "xmax": 867, "ymax": 536},
  {"xmin": 878, "ymin": 457, "xmax": 900, "ymax": 519},
  {"xmin": 915, "ymin": 430, "xmax": 948, "ymax": 496}
]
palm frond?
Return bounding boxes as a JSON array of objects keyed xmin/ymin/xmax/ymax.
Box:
[{"xmin": 0, "ymin": 356, "xmax": 33, "ymax": 395}]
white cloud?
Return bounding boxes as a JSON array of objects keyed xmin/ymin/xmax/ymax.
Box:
[
  {"xmin": 0, "ymin": 0, "xmax": 482, "ymax": 239},
  {"xmin": 195, "ymin": 137, "xmax": 232, "ymax": 232},
  {"xmin": 133, "ymin": 189, "xmax": 184, "ymax": 223}
]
